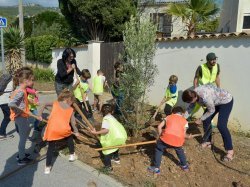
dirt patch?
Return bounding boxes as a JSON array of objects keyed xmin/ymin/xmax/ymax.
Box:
[
  {"xmin": 34, "ymin": 82, "xmax": 55, "ymax": 91},
  {"xmin": 75, "ymin": 112, "xmax": 250, "ymax": 187}
]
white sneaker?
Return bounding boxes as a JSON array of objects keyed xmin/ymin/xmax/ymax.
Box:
[
  {"xmin": 44, "ymin": 166, "xmax": 51, "ymax": 174},
  {"xmin": 69, "ymin": 153, "xmax": 78, "ymax": 162}
]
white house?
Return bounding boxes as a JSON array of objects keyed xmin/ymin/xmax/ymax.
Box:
[
  {"xmin": 218, "ymin": 0, "xmax": 250, "ymax": 33},
  {"xmin": 140, "ymin": 0, "xmax": 186, "ymax": 37}
]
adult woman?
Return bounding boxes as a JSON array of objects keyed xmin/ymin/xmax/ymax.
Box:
[
  {"xmin": 182, "ymin": 84, "xmax": 234, "ymax": 161},
  {"xmin": 55, "ymin": 48, "xmax": 81, "ymax": 95}
]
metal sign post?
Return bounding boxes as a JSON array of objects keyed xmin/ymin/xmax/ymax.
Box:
[{"xmin": 0, "ymin": 17, "xmax": 7, "ymax": 73}]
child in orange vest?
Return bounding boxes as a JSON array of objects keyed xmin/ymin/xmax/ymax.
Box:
[
  {"xmin": 148, "ymin": 106, "xmax": 191, "ymax": 174},
  {"xmin": 42, "ymin": 89, "xmax": 79, "ymax": 174},
  {"xmin": 9, "ymin": 67, "xmax": 41, "ymax": 165}
]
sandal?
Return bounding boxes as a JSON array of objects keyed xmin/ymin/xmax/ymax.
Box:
[{"xmin": 222, "ymin": 153, "xmax": 234, "ymax": 162}]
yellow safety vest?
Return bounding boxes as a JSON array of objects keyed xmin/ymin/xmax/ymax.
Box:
[
  {"xmin": 92, "ymin": 76, "xmax": 104, "ymax": 95},
  {"xmin": 165, "ymin": 87, "xmax": 178, "ymax": 107},
  {"xmin": 100, "ymin": 115, "xmax": 127, "ymax": 155},
  {"xmin": 73, "ymin": 82, "xmax": 89, "ymax": 102},
  {"xmin": 199, "ymin": 63, "xmax": 218, "ymax": 85}
]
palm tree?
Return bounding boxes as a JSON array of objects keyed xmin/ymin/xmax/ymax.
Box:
[
  {"xmin": 4, "ymin": 26, "xmax": 24, "ymax": 74},
  {"xmin": 167, "ymin": 0, "xmax": 220, "ymax": 36}
]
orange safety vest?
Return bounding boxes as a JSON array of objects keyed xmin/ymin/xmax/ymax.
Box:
[
  {"xmin": 160, "ymin": 114, "xmax": 187, "ymax": 147},
  {"xmin": 43, "ymin": 101, "xmax": 73, "ymax": 141},
  {"xmin": 10, "ymin": 88, "xmax": 29, "ymax": 121}
]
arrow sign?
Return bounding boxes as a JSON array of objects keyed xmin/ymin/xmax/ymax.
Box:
[{"xmin": 0, "ymin": 17, "xmax": 7, "ymax": 28}]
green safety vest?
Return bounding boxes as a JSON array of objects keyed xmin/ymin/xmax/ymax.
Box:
[
  {"xmin": 100, "ymin": 115, "xmax": 127, "ymax": 155},
  {"xmin": 165, "ymin": 87, "xmax": 178, "ymax": 107},
  {"xmin": 73, "ymin": 81, "xmax": 89, "ymax": 102},
  {"xmin": 199, "ymin": 63, "xmax": 218, "ymax": 85},
  {"xmin": 92, "ymin": 76, "xmax": 104, "ymax": 94}
]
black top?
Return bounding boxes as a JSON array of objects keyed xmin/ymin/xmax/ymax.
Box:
[{"xmin": 55, "ymin": 59, "xmax": 81, "ymax": 84}]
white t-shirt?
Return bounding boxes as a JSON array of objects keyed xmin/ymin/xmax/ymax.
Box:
[
  {"xmin": 0, "ymin": 80, "xmax": 13, "ymax": 105},
  {"xmin": 101, "ymin": 114, "xmax": 112, "ymax": 129}
]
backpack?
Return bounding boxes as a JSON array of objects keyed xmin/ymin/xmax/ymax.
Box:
[{"xmin": 0, "ymin": 73, "xmax": 12, "ymax": 92}]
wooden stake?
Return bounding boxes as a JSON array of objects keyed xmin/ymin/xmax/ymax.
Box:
[
  {"xmin": 94, "ymin": 140, "xmax": 157, "ymax": 151},
  {"xmin": 73, "ymin": 103, "xmax": 94, "ymax": 130}
]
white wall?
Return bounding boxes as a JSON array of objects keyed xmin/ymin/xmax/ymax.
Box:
[
  {"xmin": 51, "ymin": 46, "xmax": 89, "ymax": 74},
  {"xmin": 148, "ymin": 37, "xmax": 250, "ymax": 132},
  {"xmin": 238, "ymin": 0, "xmax": 250, "ymax": 32}
]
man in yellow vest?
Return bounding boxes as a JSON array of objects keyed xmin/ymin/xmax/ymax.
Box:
[
  {"xmin": 191, "ymin": 52, "xmax": 220, "ymax": 118},
  {"xmin": 193, "ymin": 52, "xmax": 220, "ymax": 88}
]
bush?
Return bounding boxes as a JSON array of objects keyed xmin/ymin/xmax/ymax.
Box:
[
  {"xmin": 33, "ymin": 68, "xmax": 55, "ymax": 82},
  {"xmin": 25, "ymin": 35, "xmax": 67, "ymax": 64}
]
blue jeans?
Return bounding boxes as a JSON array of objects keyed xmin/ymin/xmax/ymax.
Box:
[
  {"xmin": 154, "ymin": 139, "xmax": 187, "ymax": 168},
  {"xmin": 0, "ymin": 104, "xmax": 11, "ymax": 136},
  {"xmin": 54, "ymin": 82, "xmax": 72, "ymax": 96},
  {"xmin": 31, "ymin": 109, "xmax": 39, "ymax": 131},
  {"xmin": 203, "ymin": 98, "xmax": 234, "ymax": 150}
]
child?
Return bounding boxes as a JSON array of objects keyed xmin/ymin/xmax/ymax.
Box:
[
  {"xmin": 42, "ymin": 89, "xmax": 79, "ymax": 174},
  {"xmin": 92, "ymin": 70, "xmax": 107, "ymax": 112},
  {"xmin": 73, "ymin": 69, "xmax": 93, "ymax": 120},
  {"xmin": 26, "ymin": 82, "xmax": 40, "ymax": 136},
  {"xmin": 9, "ymin": 67, "xmax": 40, "ymax": 165},
  {"xmin": 90, "ymin": 104, "xmax": 127, "ymax": 171},
  {"xmin": 148, "ymin": 106, "xmax": 191, "ymax": 174},
  {"xmin": 159, "ymin": 75, "xmax": 178, "ymax": 116}
]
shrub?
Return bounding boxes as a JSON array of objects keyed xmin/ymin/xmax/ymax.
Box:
[
  {"xmin": 25, "ymin": 35, "xmax": 67, "ymax": 64},
  {"xmin": 33, "ymin": 68, "xmax": 55, "ymax": 82}
]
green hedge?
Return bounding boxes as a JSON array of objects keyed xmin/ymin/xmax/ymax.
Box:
[
  {"xmin": 33, "ymin": 68, "xmax": 55, "ymax": 82},
  {"xmin": 25, "ymin": 35, "xmax": 67, "ymax": 64}
]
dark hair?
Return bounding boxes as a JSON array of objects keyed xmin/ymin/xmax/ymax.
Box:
[
  {"xmin": 81, "ymin": 69, "xmax": 91, "ymax": 79},
  {"xmin": 169, "ymin": 75, "xmax": 178, "ymax": 84},
  {"xmin": 58, "ymin": 89, "xmax": 75, "ymax": 103},
  {"xmin": 172, "ymin": 106, "xmax": 184, "ymax": 114},
  {"xmin": 114, "ymin": 61, "xmax": 122, "ymax": 70},
  {"xmin": 97, "ymin": 70, "xmax": 102, "ymax": 74},
  {"xmin": 101, "ymin": 104, "xmax": 114, "ymax": 116},
  {"xmin": 182, "ymin": 89, "xmax": 197, "ymax": 103},
  {"xmin": 62, "ymin": 48, "xmax": 76, "ymax": 63},
  {"xmin": 13, "ymin": 67, "xmax": 33, "ymax": 89}
]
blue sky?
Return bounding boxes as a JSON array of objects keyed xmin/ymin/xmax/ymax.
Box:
[{"xmin": 0, "ymin": 0, "xmax": 59, "ymax": 7}]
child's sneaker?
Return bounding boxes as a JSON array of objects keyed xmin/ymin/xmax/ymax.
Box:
[
  {"xmin": 44, "ymin": 166, "xmax": 52, "ymax": 174},
  {"xmin": 17, "ymin": 157, "xmax": 33, "ymax": 166},
  {"xmin": 147, "ymin": 166, "xmax": 160, "ymax": 174},
  {"xmin": 69, "ymin": 153, "xmax": 78, "ymax": 162},
  {"xmin": 181, "ymin": 165, "xmax": 189, "ymax": 172},
  {"xmin": 111, "ymin": 157, "xmax": 120, "ymax": 164}
]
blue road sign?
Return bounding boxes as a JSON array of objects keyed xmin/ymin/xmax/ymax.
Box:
[{"xmin": 0, "ymin": 17, "xmax": 7, "ymax": 28}]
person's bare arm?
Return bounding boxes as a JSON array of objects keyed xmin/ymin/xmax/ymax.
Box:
[
  {"xmin": 157, "ymin": 120, "xmax": 166, "ymax": 137},
  {"xmin": 38, "ymin": 102, "xmax": 53, "ymax": 116},
  {"xmin": 215, "ymin": 74, "xmax": 220, "ymax": 88}
]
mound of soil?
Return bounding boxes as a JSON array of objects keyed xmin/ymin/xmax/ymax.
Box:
[{"xmin": 75, "ymin": 113, "xmax": 250, "ymax": 187}]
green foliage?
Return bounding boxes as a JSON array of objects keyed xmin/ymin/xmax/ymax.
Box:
[
  {"xmin": 3, "ymin": 26, "xmax": 24, "ymax": 73},
  {"xmin": 0, "ymin": 5, "xmax": 60, "ymax": 25},
  {"xmin": 59, "ymin": 0, "xmax": 137, "ymax": 42},
  {"xmin": 167, "ymin": 0, "xmax": 220, "ymax": 36},
  {"xmin": 25, "ymin": 35, "xmax": 66, "ymax": 64},
  {"xmin": 120, "ymin": 15, "xmax": 158, "ymax": 136},
  {"xmin": 33, "ymin": 68, "xmax": 55, "ymax": 82},
  {"xmin": 196, "ymin": 17, "xmax": 219, "ymax": 32},
  {"xmin": 4, "ymin": 27, "xmax": 24, "ymax": 53}
]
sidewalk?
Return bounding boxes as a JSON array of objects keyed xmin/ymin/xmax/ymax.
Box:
[{"xmin": 0, "ymin": 94, "xmax": 123, "ymax": 187}]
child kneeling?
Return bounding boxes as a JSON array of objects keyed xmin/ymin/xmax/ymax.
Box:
[
  {"xmin": 42, "ymin": 90, "xmax": 79, "ymax": 174},
  {"xmin": 148, "ymin": 106, "xmax": 190, "ymax": 174},
  {"xmin": 91, "ymin": 104, "xmax": 127, "ymax": 171}
]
